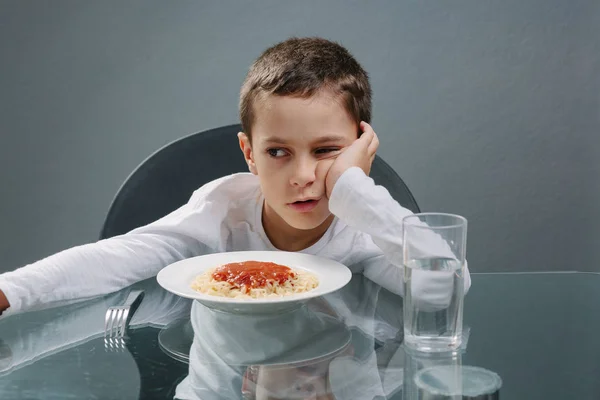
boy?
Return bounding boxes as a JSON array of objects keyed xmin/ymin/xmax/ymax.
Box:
[{"xmin": 0, "ymin": 37, "xmax": 470, "ymax": 317}]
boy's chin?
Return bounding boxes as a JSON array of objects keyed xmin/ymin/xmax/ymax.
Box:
[{"xmin": 284, "ymin": 213, "xmax": 333, "ymax": 231}]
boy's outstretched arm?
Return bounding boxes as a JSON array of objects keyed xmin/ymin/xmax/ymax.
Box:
[
  {"xmin": 0, "ymin": 186, "xmax": 225, "ymax": 317},
  {"xmin": 326, "ymin": 123, "xmax": 471, "ymax": 297}
]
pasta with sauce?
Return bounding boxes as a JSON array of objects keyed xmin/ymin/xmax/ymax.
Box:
[{"xmin": 191, "ymin": 261, "xmax": 319, "ymax": 299}]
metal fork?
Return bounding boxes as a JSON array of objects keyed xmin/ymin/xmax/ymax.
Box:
[{"xmin": 104, "ymin": 289, "xmax": 144, "ymax": 343}]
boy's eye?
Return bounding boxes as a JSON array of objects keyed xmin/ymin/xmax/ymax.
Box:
[
  {"xmin": 315, "ymin": 148, "xmax": 340, "ymax": 155},
  {"xmin": 267, "ymin": 148, "xmax": 288, "ymax": 158}
]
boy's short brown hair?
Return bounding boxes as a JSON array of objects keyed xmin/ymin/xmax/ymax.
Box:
[{"xmin": 240, "ymin": 37, "xmax": 372, "ymax": 138}]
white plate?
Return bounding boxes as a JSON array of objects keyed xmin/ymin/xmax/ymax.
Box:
[{"xmin": 156, "ymin": 251, "xmax": 352, "ymax": 313}]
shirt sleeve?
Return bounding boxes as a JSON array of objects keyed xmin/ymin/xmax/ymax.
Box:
[
  {"xmin": 0, "ymin": 179, "xmax": 234, "ymax": 316},
  {"xmin": 328, "ymin": 167, "xmax": 471, "ymax": 297}
]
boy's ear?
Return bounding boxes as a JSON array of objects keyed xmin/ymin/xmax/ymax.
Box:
[{"xmin": 238, "ymin": 132, "xmax": 258, "ymax": 175}]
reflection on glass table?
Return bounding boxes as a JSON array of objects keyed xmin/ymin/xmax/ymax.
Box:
[{"xmin": 0, "ymin": 272, "xmax": 599, "ymax": 399}]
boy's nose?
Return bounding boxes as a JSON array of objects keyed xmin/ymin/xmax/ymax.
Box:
[{"xmin": 290, "ymin": 158, "xmax": 317, "ymax": 187}]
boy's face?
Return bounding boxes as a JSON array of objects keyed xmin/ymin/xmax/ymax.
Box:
[
  {"xmin": 254, "ymin": 360, "xmax": 333, "ymax": 399},
  {"xmin": 239, "ymin": 91, "xmax": 357, "ymax": 233}
]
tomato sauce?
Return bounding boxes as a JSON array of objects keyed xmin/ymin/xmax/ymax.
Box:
[{"xmin": 212, "ymin": 261, "xmax": 296, "ymax": 293}]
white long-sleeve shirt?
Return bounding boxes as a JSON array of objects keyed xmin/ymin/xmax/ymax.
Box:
[{"xmin": 0, "ymin": 167, "xmax": 471, "ymax": 318}]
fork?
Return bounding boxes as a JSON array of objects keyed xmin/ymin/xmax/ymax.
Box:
[{"xmin": 104, "ymin": 289, "xmax": 144, "ymax": 342}]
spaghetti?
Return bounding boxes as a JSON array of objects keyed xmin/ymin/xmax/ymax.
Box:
[{"xmin": 191, "ymin": 261, "xmax": 319, "ymax": 299}]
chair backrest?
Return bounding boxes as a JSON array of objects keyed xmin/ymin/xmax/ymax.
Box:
[{"xmin": 100, "ymin": 124, "xmax": 420, "ymax": 239}]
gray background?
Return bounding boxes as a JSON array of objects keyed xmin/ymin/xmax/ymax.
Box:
[{"xmin": 1, "ymin": 0, "xmax": 599, "ymax": 273}]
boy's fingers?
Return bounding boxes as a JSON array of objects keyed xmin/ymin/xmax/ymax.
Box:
[
  {"xmin": 362, "ymin": 123, "xmax": 379, "ymax": 156},
  {"xmin": 358, "ymin": 122, "xmax": 375, "ymax": 147},
  {"xmin": 368, "ymin": 133, "xmax": 379, "ymax": 156},
  {"xmin": 360, "ymin": 129, "xmax": 374, "ymax": 144},
  {"xmin": 351, "ymin": 132, "xmax": 372, "ymax": 154},
  {"xmin": 360, "ymin": 121, "xmax": 373, "ymax": 137}
]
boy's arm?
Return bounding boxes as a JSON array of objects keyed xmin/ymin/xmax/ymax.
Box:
[
  {"xmin": 0, "ymin": 230, "xmax": 205, "ymax": 317},
  {"xmin": 0, "ymin": 186, "xmax": 225, "ymax": 316},
  {"xmin": 329, "ymin": 167, "xmax": 471, "ymax": 297},
  {"xmin": 329, "ymin": 167, "xmax": 410, "ymax": 266},
  {"xmin": 326, "ymin": 122, "xmax": 406, "ymax": 267},
  {"xmin": 326, "ymin": 123, "xmax": 471, "ymax": 297}
]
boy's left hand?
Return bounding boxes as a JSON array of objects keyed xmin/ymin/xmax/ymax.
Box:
[{"xmin": 325, "ymin": 121, "xmax": 379, "ymax": 198}]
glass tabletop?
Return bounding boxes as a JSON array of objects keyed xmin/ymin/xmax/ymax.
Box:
[{"xmin": 0, "ymin": 272, "xmax": 598, "ymax": 399}]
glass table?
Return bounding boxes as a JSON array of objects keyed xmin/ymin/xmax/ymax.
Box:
[{"xmin": 0, "ymin": 272, "xmax": 598, "ymax": 399}]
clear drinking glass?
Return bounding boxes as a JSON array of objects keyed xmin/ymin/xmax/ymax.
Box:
[{"xmin": 402, "ymin": 213, "xmax": 467, "ymax": 352}]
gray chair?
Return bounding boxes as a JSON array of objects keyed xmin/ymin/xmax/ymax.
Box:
[{"xmin": 100, "ymin": 124, "xmax": 419, "ymax": 239}]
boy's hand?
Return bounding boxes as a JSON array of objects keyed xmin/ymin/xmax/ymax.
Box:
[
  {"xmin": 325, "ymin": 122, "xmax": 379, "ymax": 198},
  {"xmin": 0, "ymin": 290, "xmax": 9, "ymax": 315}
]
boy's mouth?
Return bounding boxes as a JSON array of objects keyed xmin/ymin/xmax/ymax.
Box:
[{"xmin": 288, "ymin": 198, "xmax": 321, "ymax": 213}]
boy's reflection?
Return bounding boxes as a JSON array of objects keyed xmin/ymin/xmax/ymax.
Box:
[
  {"xmin": 179, "ymin": 298, "xmax": 359, "ymax": 399},
  {"xmin": 179, "ymin": 275, "xmax": 405, "ymax": 400}
]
